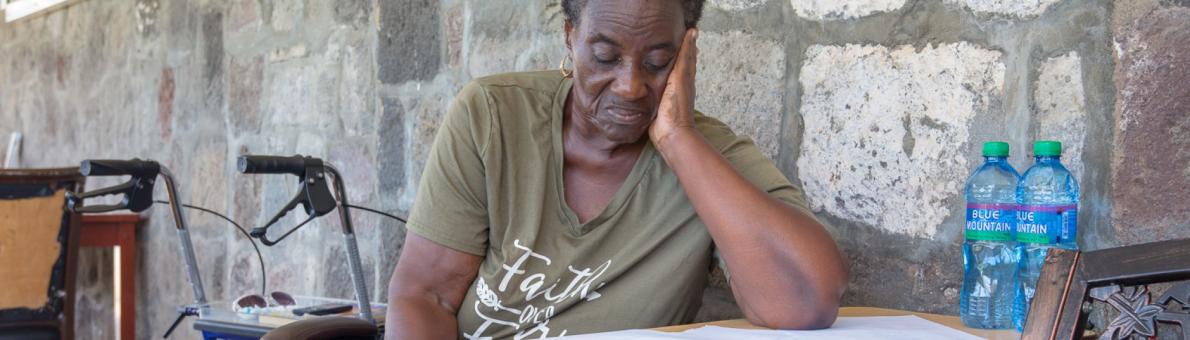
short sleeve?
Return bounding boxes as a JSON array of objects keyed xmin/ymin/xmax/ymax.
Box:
[
  {"xmin": 694, "ymin": 114, "xmax": 814, "ymax": 215},
  {"xmin": 405, "ymin": 82, "xmax": 493, "ymax": 256}
]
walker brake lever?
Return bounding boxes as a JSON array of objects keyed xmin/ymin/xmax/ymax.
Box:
[
  {"xmin": 242, "ymin": 155, "xmax": 336, "ymax": 243},
  {"xmin": 251, "ymin": 186, "xmax": 306, "ymax": 238},
  {"xmin": 66, "ymin": 160, "xmax": 159, "ymax": 213}
]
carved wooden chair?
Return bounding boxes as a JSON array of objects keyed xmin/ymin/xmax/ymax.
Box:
[
  {"xmin": 1022, "ymin": 237, "xmax": 1190, "ymax": 339},
  {"xmin": 0, "ymin": 168, "xmax": 84, "ymax": 340}
]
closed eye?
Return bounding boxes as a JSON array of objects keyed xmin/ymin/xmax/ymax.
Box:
[
  {"xmin": 644, "ymin": 57, "xmax": 672, "ymax": 72},
  {"xmin": 593, "ymin": 51, "xmax": 620, "ymax": 65}
]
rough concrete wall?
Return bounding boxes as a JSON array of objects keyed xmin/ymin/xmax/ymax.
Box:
[{"xmin": 0, "ymin": 0, "xmax": 1183, "ymax": 338}]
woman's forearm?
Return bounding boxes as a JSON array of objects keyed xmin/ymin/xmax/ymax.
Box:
[
  {"xmin": 385, "ymin": 233, "xmax": 480, "ymax": 339},
  {"xmin": 387, "ymin": 295, "xmax": 460, "ymax": 340},
  {"xmin": 656, "ymin": 127, "xmax": 849, "ymax": 329}
]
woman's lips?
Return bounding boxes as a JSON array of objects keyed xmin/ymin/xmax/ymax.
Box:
[{"xmin": 607, "ymin": 107, "xmax": 649, "ymax": 125}]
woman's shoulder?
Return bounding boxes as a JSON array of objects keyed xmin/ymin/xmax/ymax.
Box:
[
  {"xmin": 467, "ymin": 70, "xmax": 566, "ymax": 97},
  {"xmin": 451, "ymin": 71, "xmax": 566, "ymax": 118},
  {"xmin": 692, "ymin": 112, "xmax": 749, "ymax": 153},
  {"xmin": 693, "ymin": 112, "xmax": 735, "ymax": 138},
  {"xmin": 450, "ymin": 71, "xmax": 566, "ymax": 135}
]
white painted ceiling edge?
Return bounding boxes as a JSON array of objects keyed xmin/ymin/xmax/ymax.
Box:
[{"xmin": 4, "ymin": 0, "xmax": 76, "ymax": 23}]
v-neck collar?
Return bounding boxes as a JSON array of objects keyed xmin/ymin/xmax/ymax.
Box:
[{"xmin": 551, "ymin": 76, "xmax": 656, "ymax": 236}]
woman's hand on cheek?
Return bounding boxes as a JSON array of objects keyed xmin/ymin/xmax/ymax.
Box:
[{"xmin": 651, "ymin": 28, "xmax": 699, "ymax": 150}]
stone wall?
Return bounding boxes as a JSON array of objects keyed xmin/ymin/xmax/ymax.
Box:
[
  {"xmin": 1109, "ymin": 0, "xmax": 1190, "ymax": 246},
  {"xmin": 0, "ymin": 0, "xmax": 1185, "ymax": 338}
]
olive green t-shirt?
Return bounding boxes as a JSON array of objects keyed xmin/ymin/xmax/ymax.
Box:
[{"xmin": 406, "ymin": 71, "xmax": 812, "ymax": 339}]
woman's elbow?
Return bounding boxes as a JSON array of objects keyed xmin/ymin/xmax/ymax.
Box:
[
  {"xmin": 746, "ymin": 301, "xmax": 840, "ymax": 330},
  {"xmin": 744, "ymin": 246, "xmax": 850, "ymax": 330},
  {"xmin": 779, "ymin": 266, "xmax": 848, "ymax": 328},
  {"xmin": 743, "ymin": 283, "xmax": 843, "ymax": 330}
]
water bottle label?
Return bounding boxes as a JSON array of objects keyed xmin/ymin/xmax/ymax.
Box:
[
  {"xmin": 1015, "ymin": 205, "xmax": 1078, "ymax": 244},
  {"xmin": 964, "ymin": 203, "xmax": 1015, "ymax": 241}
]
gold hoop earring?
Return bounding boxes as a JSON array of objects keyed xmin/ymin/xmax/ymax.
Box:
[{"xmin": 559, "ymin": 54, "xmax": 573, "ymax": 78}]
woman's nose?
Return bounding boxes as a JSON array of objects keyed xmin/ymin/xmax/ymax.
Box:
[{"xmin": 609, "ymin": 65, "xmax": 648, "ymax": 100}]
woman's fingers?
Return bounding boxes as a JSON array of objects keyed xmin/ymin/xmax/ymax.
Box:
[
  {"xmin": 670, "ymin": 28, "xmax": 699, "ymax": 85},
  {"xmin": 652, "ymin": 27, "xmax": 698, "ymax": 144},
  {"xmin": 687, "ymin": 28, "xmax": 698, "ymax": 99},
  {"xmin": 685, "ymin": 28, "xmax": 698, "ymax": 80}
]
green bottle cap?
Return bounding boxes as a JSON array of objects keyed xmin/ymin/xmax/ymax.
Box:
[
  {"xmin": 1033, "ymin": 140, "xmax": 1062, "ymax": 157},
  {"xmin": 982, "ymin": 141, "xmax": 1010, "ymax": 157}
]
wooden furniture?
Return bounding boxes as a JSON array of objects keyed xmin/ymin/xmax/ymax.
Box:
[
  {"xmin": 1022, "ymin": 238, "xmax": 1190, "ymax": 339},
  {"xmin": 656, "ymin": 306, "xmax": 1020, "ymax": 339},
  {"xmin": 79, "ymin": 214, "xmax": 140, "ymax": 340},
  {"xmin": 0, "ymin": 168, "xmax": 83, "ymax": 340}
]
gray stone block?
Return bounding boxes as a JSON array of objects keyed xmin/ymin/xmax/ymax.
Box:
[
  {"xmin": 378, "ymin": 0, "xmax": 441, "ymax": 84},
  {"xmin": 378, "ymin": 97, "xmax": 407, "ymax": 208},
  {"xmin": 334, "ymin": 0, "xmax": 371, "ymax": 27},
  {"xmin": 789, "ymin": 0, "xmax": 907, "ymax": 20},
  {"xmin": 1110, "ymin": 5, "xmax": 1190, "ymax": 246},
  {"xmin": 943, "ymin": 0, "xmax": 1062, "ymax": 18},
  {"xmin": 467, "ymin": 35, "xmax": 532, "ymax": 78},
  {"xmin": 709, "ymin": 0, "xmax": 769, "ymax": 11},
  {"xmin": 797, "ymin": 43, "xmax": 1005, "ymax": 238},
  {"xmin": 320, "ymin": 244, "xmax": 355, "ymax": 299},
  {"xmin": 229, "ymin": 56, "xmax": 264, "ymax": 133},
  {"xmin": 1034, "ymin": 52, "xmax": 1087, "ymax": 181},
  {"xmin": 202, "ymin": 11, "xmax": 224, "ymax": 93},
  {"xmin": 228, "ymin": 0, "xmax": 259, "ymax": 32},
  {"xmin": 270, "ymin": 0, "xmax": 303, "ymax": 32},
  {"xmin": 328, "ymin": 31, "xmax": 377, "ymax": 136},
  {"xmin": 328, "ymin": 138, "xmax": 378, "ymax": 204},
  {"xmin": 695, "ymin": 31, "xmax": 785, "ymax": 159}
]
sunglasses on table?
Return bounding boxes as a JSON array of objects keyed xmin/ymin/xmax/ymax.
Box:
[{"xmin": 233, "ymin": 291, "xmax": 296, "ymax": 312}]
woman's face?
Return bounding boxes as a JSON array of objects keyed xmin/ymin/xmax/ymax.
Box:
[{"xmin": 565, "ymin": 0, "xmax": 687, "ymax": 144}]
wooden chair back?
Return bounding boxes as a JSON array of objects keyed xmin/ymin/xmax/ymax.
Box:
[
  {"xmin": 0, "ymin": 168, "xmax": 83, "ymax": 340},
  {"xmin": 1022, "ymin": 237, "xmax": 1190, "ymax": 339}
]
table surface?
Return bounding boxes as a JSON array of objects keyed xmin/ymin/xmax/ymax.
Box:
[
  {"xmin": 193, "ymin": 296, "xmax": 386, "ymax": 338},
  {"xmin": 196, "ymin": 304, "xmax": 1018, "ymax": 339},
  {"xmin": 654, "ymin": 307, "xmax": 1021, "ymax": 339}
]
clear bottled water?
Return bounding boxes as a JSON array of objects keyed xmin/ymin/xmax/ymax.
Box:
[
  {"xmin": 960, "ymin": 141, "xmax": 1019, "ymax": 329},
  {"xmin": 1012, "ymin": 141, "xmax": 1079, "ymax": 330}
]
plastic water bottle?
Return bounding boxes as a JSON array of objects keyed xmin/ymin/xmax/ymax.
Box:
[
  {"xmin": 1012, "ymin": 140, "xmax": 1079, "ymax": 330},
  {"xmin": 960, "ymin": 141, "xmax": 1019, "ymax": 329}
]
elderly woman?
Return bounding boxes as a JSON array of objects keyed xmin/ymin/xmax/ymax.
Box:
[{"xmin": 385, "ymin": 0, "xmax": 848, "ymax": 338}]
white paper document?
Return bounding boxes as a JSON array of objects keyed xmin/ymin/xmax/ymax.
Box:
[{"xmin": 549, "ymin": 315, "xmax": 984, "ymax": 340}]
